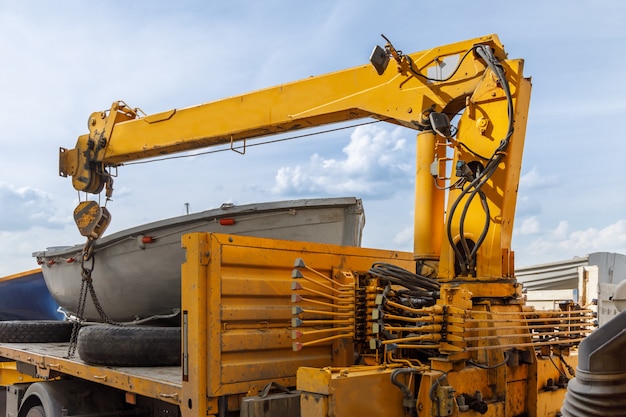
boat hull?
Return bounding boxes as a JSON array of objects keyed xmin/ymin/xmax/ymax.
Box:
[
  {"xmin": 0, "ymin": 269, "xmax": 64, "ymax": 321},
  {"xmin": 34, "ymin": 197, "xmax": 365, "ymax": 322}
]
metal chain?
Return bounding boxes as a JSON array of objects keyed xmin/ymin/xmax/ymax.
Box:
[
  {"xmin": 66, "ymin": 238, "xmax": 121, "ymax": 358},
  {"xmin": 66, "ymin": 267, "xmax": 89, "ymax": 358}
]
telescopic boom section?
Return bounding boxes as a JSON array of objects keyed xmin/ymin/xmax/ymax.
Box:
[
  {"xmin": 59, "ymin": 34, "xmax": 531, "ymax": 281},
  {"xmin": 60, "ymin": 34, "xmax": 506, "ymax": 194}
]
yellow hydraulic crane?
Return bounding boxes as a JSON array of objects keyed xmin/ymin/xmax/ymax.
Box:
[
  {"xmin": 47, "ymin": 33, "xmax": 595, "ymax": 417},
  {"xmin": 60, "ymin": 34, "xmax": 529, "ymax": 287}
]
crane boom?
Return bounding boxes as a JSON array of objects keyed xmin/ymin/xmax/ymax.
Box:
[
  {"xmin": 60, "ymin": 34, "xmax": 508, "ymax": 191},
  {"xmin": 59, "ymin": 33, "xmax": 531, "ymax": 284}
]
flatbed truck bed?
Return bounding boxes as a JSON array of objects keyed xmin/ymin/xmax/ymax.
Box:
[{"xmin": 0, "ymin": 342, "xmax": 181, "ymax": 406}]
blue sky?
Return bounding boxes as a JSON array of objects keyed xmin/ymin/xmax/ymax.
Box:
[{"xmin": 1, "ymin": 1, "xmax": 625, "ymax": 276}]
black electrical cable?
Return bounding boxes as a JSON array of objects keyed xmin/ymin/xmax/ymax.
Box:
[
  {"xmin": 429, "ymin": 372, "xmax": 449, "ymax": 403},
  {"xmin": 451, "ymin": 155, "xmax": 501, "ymax": 274},
  {"xmin": 405, "ymin": 46, "xmax": 480, "ymax": 83},
  {"xmin": 469, "ymin": 190, "xmax": 491, "ymax": 268},
  {"xmin": 547, "ymin": 354, "xmax": 569, "ymax": 380},
  {"xmin": 475, "ymin": 45, "xmax": 514, "ymax": 140},
  {"xmin": 457, "ymin": 180, "xmax": 492, "ymax": 273},
  {"xmin": 445, "ymin": 44, "xmax": 515, "ymax": 274},
  {"xmin": 446, "ymin": 186, "xmax": 470, "ymax": 275},
  {"xmin": 559, "ymin": 354, "xmax": 576, "ymax": 377},
  {"xmin": 391, "ymin": 368, "xmax": 419, "ymax": 417},
  {"xmin": 458, "ymin": 142, "xmax": 490, "ymax": 161},
  {"xmin": 369, "ymin": 263, "xmax": 440, "ymax": 292},
  {"xmin": 382, "ymin": 33, "xmax": 479, "ymax": 85}
]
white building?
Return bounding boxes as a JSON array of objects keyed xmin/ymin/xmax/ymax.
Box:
[{"xmin": 515, "ymin": 252, "xmax": 626, "ymax": 325}]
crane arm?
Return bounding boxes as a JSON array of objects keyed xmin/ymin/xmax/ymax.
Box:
[
  {"xmin": 61, "ymin": 34, "xmax": 504, "ymax": 194},
  {"xmin": 59, "ymin": 34, "xmax": 531, "ymax": 282}
]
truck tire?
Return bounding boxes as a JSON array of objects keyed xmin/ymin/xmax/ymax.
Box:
[
  {"xmin": 0, "ymin": 321, "xmax": 73, "ymax": 343},
  {"xmin": 77, "ymin": 325, "xmax": 181, "ymax": 366},
  {"xmin": 24, "ymin": 405, "xmax": 45, "ymax": 417}
]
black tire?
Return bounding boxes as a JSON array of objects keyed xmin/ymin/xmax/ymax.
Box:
[
  {"xmin": 77, "ymin": 325, "xmax": 181, "ymax": 366},
  {"xmin": 0, "ymin": 321, "xmax": 73, "ymax": 343},
  {"xmin": 24, "ymin": 405, "xmax": 45, "ymax": 417}
]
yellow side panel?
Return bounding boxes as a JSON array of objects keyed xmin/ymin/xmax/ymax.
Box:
[{"xmin": 180, "ymin": 232, "xmax": 414, "ymax": 415}]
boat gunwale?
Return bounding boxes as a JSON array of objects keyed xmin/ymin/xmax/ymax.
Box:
[
  {"xmin": 33, "ymin": 197, "xmax": 363, "ymax": 259},
  {"xmin": 0, "ymin": 268, "xmax": 44, "ymax": 283}
]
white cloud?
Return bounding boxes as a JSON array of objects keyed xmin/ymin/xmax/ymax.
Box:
[
  {"xmin": 563, "ymin": 220, "xmax": 626, "ymax": 253},
  {"xmin": 516, "ymin": 219, "xmax": 626, "ymax": 266},
  {"xmin": 393, "ymin": 226, "xmax": 414, "ymax": 247},
  {"xmin": 516, "ymin": 216, "xmax": 541, "ymax": 235},
  {"xmin": 0, "ymin": 183, "xmax": 68, "ymax": 231},
  {"xmin": 272, "ymin": 125, "xmax": 413, "ymax": 198},
  {"xmin": 551, "ymin": 221, "xmax": 570, "ymax": 240},
  {"xmin": 519, "ymin": 166, "xmax": 558, "ymax": 190},
  {"xmin": 515, "ymin": 166, "xmax": 562, "ymax": 224}
]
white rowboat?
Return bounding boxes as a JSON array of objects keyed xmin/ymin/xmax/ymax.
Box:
[{"xmin": 34, "ymin": 197, "xmax": 365, "ymax": 323}]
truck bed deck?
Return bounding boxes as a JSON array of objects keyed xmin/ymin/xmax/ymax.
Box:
[{"xmin": 0, "ymin": 342, "xmax": 182, "ymax": 405}]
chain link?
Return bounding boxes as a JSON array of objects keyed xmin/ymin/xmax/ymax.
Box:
[{"xmin": 66, "ymin": 237, "xmax": 121, "ymax": 358}]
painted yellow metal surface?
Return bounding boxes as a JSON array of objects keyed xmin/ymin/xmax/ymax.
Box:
[
  {"xmin": 62, "ymin": 35, "xmax": 506, "ymax": 169},
  {"xmin": 176, "ymin": 232, "xmax": 586, "ymax": 416},
  {"xmin": 180, "ymin": 232, "xmax": 415, "ymax": 417},
  {"xmin": 293, "ymin": 355, "xmax": 579, "ymax": 417},
  {"xmin": 437, "ymin": 59, "xmax": 531, "ymax": 282},
  {"xmin": 298, "ymin": 367, "xmax": 410, "ymax": 417},
  {"xmin": 0, "ymin": 362, "xmax": 40, "ymax": 385},
  {"xmin": 414, "ymin": 130, "xmax": 445, "ymax": 262}
]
